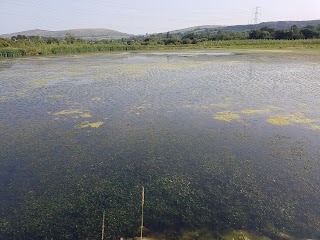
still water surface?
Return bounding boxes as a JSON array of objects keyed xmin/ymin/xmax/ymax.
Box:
[{"xmin": 0, "ymin": 51, "xmax": 320, "ymax": 239}]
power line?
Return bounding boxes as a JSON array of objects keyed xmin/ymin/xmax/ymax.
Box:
[{"xmin": 253, "ymin": 6, "xmax": 261, "ymax": 24}]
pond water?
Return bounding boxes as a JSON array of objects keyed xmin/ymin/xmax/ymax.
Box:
[{"xmin": 0, "ymin": 50, "xmax": 320, "ymax": 239}]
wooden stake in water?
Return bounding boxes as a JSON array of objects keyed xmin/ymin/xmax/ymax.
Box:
[
  {"xmin": 140, "ymin": 186, "xmax": 144, "ymax": 240},
  {"xmin": 101, "ymin": 211, "xmax": 105, "ymax": 240}
]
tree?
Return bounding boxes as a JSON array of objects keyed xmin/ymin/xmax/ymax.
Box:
[
  {"xmin": 164, "ymin": 37, "xmax": 181, "ymax": 45},
  {"xmin": 274, "ymin": 30, "xmax": 293, "ymax": 40},
  {"xmin": 45, "ymin": 37, "xmax": 59, "ymax": 44},
  {"xmin": 65, "ymin": 33, "xmax": 76, "ymax": 44},
  {"xmin": 301, "ymin": 28, "xmax": 319, "ymax": 39},
  {"xmin": 291, "ymin": 25, "xmax": 303, "ymax": 39}
]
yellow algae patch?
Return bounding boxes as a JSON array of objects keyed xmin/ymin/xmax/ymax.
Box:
[
  {"xmin": 136, "ymin": 106, "xmax": 145, "ymax": 109},
  {"xmin": 296, "ymin": 103, "xmax": 309, "ymax": 109},
  {"xmin": 0, "ymin": 96, "xmax": 12, "ymax": 101},
  {"xmin": 81, "ymin": 113, "xmax": 92, "ymax": 118},
  {"xmin": 266, "ymin": 106, "xmax": 282, "ymax": 111},
  {"xmin": 53, "ymin": 109, "xmax": 83, "ymax": 115},
  {"xmin": 200, "ymin": 106, "xmax": 209, "ymax": 109},
  {"xmin": 267, "ymin": 113, "xmax": 315, "ymax": 126},
  {"xmin": 210, "ymin": 103, "xmax": 231, "ymax": 108},
  {"xmin": 27, "ymin": 79, "xmax": 49, "ymax": 88},
  {"xmin": 88, "ymin": 122, "xmax": 104, "ymax": 128},
  {"xmin": 214, "ymin": 111, "xmax": 240, "ymax": 122},
  {"xmin": 242, "ymin": 107, "xmax": 281, "ymax": 115},
  {"xmin": 5, "ymin": 83, "xmax": 18, "ymax": 87},
  {"xmin": 241, "ymin": 109, "xmax": 266, "ymax": 114},
  {"xmin": 91, "ymin": 97, "xmax": 102, "ymax": 101},
  {"xmin": 223, "ymin": 230, "xmax": 271, "ymax": 240},
  {"xmin": 49, "ymin": 95, "xmax": 64, "ymax": 99},
  {"xmin": 267, "ymin": 116, "xmax": 290, "ymax": 125},
  {"xmin": 310, "ymin": 125, "xmax": 320, "ymax": 130},
  {"xmin": 94, "ymin": 74, "xmax": 104, "ymax": 79},
  {"xmin": 293, "ymin": 118, "xmax": 313, "ymax": 124},
  {"xmin": 74, "ymin": 121, "xmax": 104, "ymax": 129},
  {"xmin": 287, "ymin": 113, "xmax": 314, "ymax": 124}
]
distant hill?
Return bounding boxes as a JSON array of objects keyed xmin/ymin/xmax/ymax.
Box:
[
  {"xmin": 169, "ymin": 25, "xmax": 223, "ymax": 34},
  {"xmin": 223, "ymin": 19, "xmax": 320, "ymax": 32},
  {"xmin": 164, "ymin": 19, "xmax": 320, "ymax": 35},
  {"xmin": 2, "ymin": 19, "xmax": 320, "ymax": 40},
  {"xmin": 0, "ymin": 28, "xmax": 131, "ymax": 40}
]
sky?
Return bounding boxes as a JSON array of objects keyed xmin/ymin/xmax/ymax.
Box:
[{"xmin": 1, "ymin": 0, "xmax": 320, "ymax": 35}]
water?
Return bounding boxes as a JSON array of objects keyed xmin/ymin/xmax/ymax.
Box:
[{"xmin": 0, "ymin": 50, "xmax": 320, "ymax": 239}]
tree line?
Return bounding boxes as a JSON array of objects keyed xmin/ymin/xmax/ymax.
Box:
[
  {"xmin": 4, "ymin": 24, "xmax": 320, "ymax": 46},
  {"xmin": 248, "ymin": 25, "xmax": 320, "ymax": 40},
  {"xmin": 137, "ymin": 25, "xmax": 320, "ymax": 45}
]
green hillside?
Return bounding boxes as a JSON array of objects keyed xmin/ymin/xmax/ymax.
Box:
[{"xmin": 162, "ymin": 19, "xmax": 320, "ymax": 35}]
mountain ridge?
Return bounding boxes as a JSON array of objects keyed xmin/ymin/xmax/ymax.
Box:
[
  {"xmin": 0, "ymin": 28, "xmax": 131, "ymax": 40},
  {"xmin": 1, "ymin": 19, "xmax": 320, "ymax": 40},
  {"xmin": 166, "ymin": 19, "xmax": 320, "ymax": 35}
]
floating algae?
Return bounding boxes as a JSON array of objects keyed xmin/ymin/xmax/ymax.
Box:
[
  {"xmin": 267, "ymin": 116, "xmax": 290, "ymax": 126},
  {"xmin": 94, "ymin": 74, "xmax": 104, "ymax": 79},
  {"xmin": 241, "ymin": 109, "xmax": 266, "ymax": 114},
  {"xmin": 210, "ymin": 103, "xmax": 231, "ymax": 108},
  {"xmin": 26, "ymin": 79, "xmax": 49, "ymax": 89},
  {"xmin": 74, "ymin": 121, "xmax": 104, "ymax": 129},
  {"xmin": 52, "ymin": 109, "xmax": 83, "ymax": 115},
  {"xmin": 81, "ymin": 113, "xmax": 92, "ymax": 118},
  {"xmin": 49, "ymin": 95, "xmax": 64, "ymax": 99},
  {"xmin": 223, "ymin": 230, "xmax": 271, "ymax": 240},
  {"xmin": 91, "ymin": 97, "xmax": 102, "ymax": 101},
  {"xmin": 266, "ymin": 106, "xmax": 282, "ymax": 111},
  {"xmin": 0, "ymin": 96, "xmax": 12, "ymax": 101},
  {"xmin": 267, "ymin": 113, "xmax": 315, "ymax": 126},
  {"xmin": 200, "ymin": 106, "xmax": 209, "ymax": 109},
  {"xmin": 214, "ymin": 111, "xmax": 240, "ymax": 122},
  {"xmin": 241, "ymin": 106, "xmax": 281, "ymax": 115},
  {"xmin": 136, "ymin": 106, "xmax": 145, "ymax": 109},
  {"xmin": 310, "ymin": 125, "xmax": 320, "ymax": 130},
  {"xmin": 293, "ymin": 118, "xmax": 313, "ymax": 124}
]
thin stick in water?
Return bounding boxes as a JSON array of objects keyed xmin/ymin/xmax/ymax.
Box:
[
  {"xmin": 141, "ymin": 186, "xmax": 144, "ymax": 240},
  {"xmin": 102, "ymin": 211, "xmax": 105, "ymax": 240}
]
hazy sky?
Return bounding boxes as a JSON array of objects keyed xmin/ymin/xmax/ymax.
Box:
[{"xmin": 1, "ymin": 0, "xmax": 320, "ymax": 34}]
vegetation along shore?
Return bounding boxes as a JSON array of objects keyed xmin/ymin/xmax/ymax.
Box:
[{"xmin": 1, "ymin": 25, "xmax": 320, "ymax": 57}]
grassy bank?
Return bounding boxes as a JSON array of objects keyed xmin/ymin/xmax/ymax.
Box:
[{"xmin": 1, "ymin": 39, "xmax": 320, "ymax": 57}]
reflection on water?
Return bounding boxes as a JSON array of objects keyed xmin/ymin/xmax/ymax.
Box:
[{"xmin": 0, "ymin": 51, "xmax": 320, "ymax": 239}]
